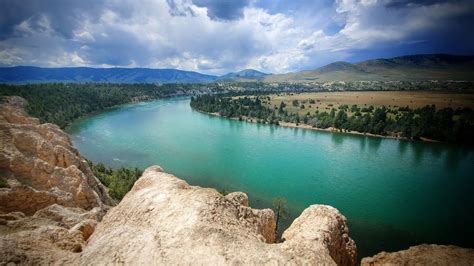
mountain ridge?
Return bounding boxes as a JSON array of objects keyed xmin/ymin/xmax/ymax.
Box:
[
  {"xmin": 266, "ymin": 54, "xmax": 474, "ymax": 82},
  {"xmin": 0, "ymin": 66, "xmax": 218, "ymax": 84},
  {"xmin": 219, "ymin": 69, "xmax": 269, "ymax": 80},
  {"xmin": 1, "ymin": 54, "xmax": 473, "ymax": 83}
]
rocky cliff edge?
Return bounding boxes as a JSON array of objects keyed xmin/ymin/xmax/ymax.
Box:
[
  {"xmin": 0, "ymin": 96, "xmax": 114, "ymax": 264},
  {"xmin": 81, "ymin": 165, "xmax": 357, "ymax": 265}
]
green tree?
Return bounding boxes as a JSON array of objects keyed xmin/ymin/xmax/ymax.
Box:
[
  {"xmin": 278, "ymin": 101, "xmax": 286, "ymax": 114},
  {"xmin": 272, "ymin": 197, "xmax": 289, "ymax": 240}
]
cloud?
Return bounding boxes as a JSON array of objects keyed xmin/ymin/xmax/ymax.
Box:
[
  {"xmin": 0, "ymin": 0, "xmax": 106, "ymax": 40},
  {"xmin": 297, "ymin": 0, "xmax": 474, "ymax": 58},
  {"xmin": 0, "ymin": 0, "xmax": 473, "ymax": 74},
  {"xmin": 191, "ymin": 0, "xmax": 250, "ymax": 20},
  {"xmin": 166, "ymin": 0, "xmax": 251, "ymax": 20}
]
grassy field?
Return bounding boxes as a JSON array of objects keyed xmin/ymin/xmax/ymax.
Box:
[{"xmin": 259, "ymin": 91, "xmax": 474, "ymax": 116}]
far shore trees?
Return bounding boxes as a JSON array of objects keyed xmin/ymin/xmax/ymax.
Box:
[{"xmin": 190, "ymin": 94, "xmax": 474, "ymax": 144}]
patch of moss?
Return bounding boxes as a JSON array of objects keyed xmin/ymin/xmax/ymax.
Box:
[{"xmin": 0, "ymin": 178, "xmax": 10, "ymax": 188}]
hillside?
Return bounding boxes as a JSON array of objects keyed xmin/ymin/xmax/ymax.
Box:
[
  {"xmin": 0, "ymin": 66, "xmax": 218, "ymax": 84},
  {"xmin": 219, "ymin": 69, "xmax": 269, "ymax": 81},
  {"xmin": 1, "ymin": 54, "xmax": 473, "ymax": 84},
  {"xmin": 265, "ymin": 54, "xmax": 474, "ymax": 82}
]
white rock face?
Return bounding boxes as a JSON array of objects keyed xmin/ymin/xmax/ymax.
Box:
[
  {"xmin": 0, "ymin": 96, "xmax": 115, "ymax": 214},
  {"xmin": 0, "ymin": 96, "xmax": 113, "ymax": 264},
  {"xmin": 81, "ymin": 166, "xmax": 357, "ymax": 265}
]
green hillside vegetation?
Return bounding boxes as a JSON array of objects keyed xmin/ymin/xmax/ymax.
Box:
[
  {"xmin": 265, "ymin": 54, "xmax": 474, "ymax": 83},
  {"xmin": 87, "ymin": 160, "xmax": 142, "ymax": 200},
  {"xmin": 0, "ymin": 83, "xmax": 214, "ymax": 128},
  {"xmin": 190, "ymin": 94, "xmax": 474, "ymax": 144},
  {"xmin": 218, "ymin": 69, "xmax": 269, "ymax": 82}
]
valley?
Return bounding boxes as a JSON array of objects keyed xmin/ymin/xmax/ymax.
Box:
[{"xmin": 2, "ymin": 0, "xmax": 474, "ymax": 264}]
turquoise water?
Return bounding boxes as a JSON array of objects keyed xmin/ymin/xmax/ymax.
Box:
[{"xmin": 68, "ymin": 97, "xmax": 474, "ymax": 258}]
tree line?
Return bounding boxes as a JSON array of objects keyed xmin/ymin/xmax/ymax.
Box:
[
  {"xmin": 190, "ymin": 94, "xmax": 474, "ymax": 144},
  {"xmin": 0, "ymin": 83, "xmax": 213, "ymax": 128}
]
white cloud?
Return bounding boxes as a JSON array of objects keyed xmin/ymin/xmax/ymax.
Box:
[{"xmin": 0, "ymin": 0, "xmax": 472, "ymax": 74}]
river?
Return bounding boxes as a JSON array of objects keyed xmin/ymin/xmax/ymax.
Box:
[{"xmin": 67, "ymin": 97, "xmax": 474, "ymax": 259}]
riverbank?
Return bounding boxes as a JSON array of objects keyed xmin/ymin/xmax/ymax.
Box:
[{"xmin": 201, "ymin": 110, "xmax": 441, "ymax": 143}]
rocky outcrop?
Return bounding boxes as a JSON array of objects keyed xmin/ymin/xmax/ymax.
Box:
[
  {"xmin": 80, "ymin": 166, "xmax": 356, "ymax": 265},
  {"xmin": 0, "ymin": 96, "xmax": 114, "ymax": 214},
  {"xmin": 0, "ymin": 96, "xmax": 114, "ymax": 264},
  {"xmin": 361, "ymin": 244, "xmax": 474, "ymax": 265},
  {"xmin": 281, "ymin": 205, "xmax": 357, "ymax": 265}
]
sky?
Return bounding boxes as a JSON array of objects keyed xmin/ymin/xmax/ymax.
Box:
[{"xmin": 0, "ymin": 0, "xmax": 473, "ymax": 75}]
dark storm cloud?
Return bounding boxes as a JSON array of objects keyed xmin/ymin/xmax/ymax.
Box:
[
  {"xmin": 0, "ymin": 0, "xmax": 107, "ymax": 40},
  {"xmin": 165, "ymin": 0, "xmax": 251, "ymax": 20},
  {"xmin": 384, "ymin": 0, "xmax": 456, "ymax": 8},
  {"xmin": 191, "ymin": 0, "xmax": 251, "ymax": 20}
]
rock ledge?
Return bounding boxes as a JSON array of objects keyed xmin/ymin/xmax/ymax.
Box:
[{"xmin": 81, "ymin": 165, "xmax": 357, "ymax": 265}]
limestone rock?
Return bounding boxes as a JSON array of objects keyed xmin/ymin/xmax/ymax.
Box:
[
  {"xmin": 361, "ymin": 244, "xmax": 474, "ymax": 266},
  {"xmin": 0, "ymin": 97, "xmax": 113, "ymax": 264},
  {"xmin": 0, "ymin": 206, "xmax": 102, "ymax": 264},
  {"xmin": 225, "ymin": 191, "xmax": 249, "ymax": 207},
  {"xmin": 281, "ymin": 205, "xmax": 357, "ymax": 266},
  {"xmin": 0, "ymin": 96, "xmax": 114, "ymax": 215},
  {"xmin": 80, "ymin": 166, "xmax": 357, "ymax": 265}
]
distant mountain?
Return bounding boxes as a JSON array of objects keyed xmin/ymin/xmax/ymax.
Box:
[
  {"xmin": 2, "ymin": 54, "xmax": 473, "ymax": 84},
  {"xmin": 0, "ymin": 66, "xmax": 219, "ymax": 84},
  {"xmin": 265, "ymin": 54, "xmax": 474, "ymax": 82},
  {"xmin": 219, "ymin": 69, "xmax": 269, "ymax": 80}
]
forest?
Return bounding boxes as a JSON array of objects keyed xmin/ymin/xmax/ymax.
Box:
[
  {"xmin": 87, "ymin": 160, "xmax": 142, "ymax": 200},
  {"xmin": 0, "ymin": 83, "xmax": 213, "ymax": 128},
  {"xmin": 190, "ymin": 94, "xmax": 474, "ymax": 144},
  {"xmin": 2, "ymin": 81, "xmax": 472, "ymax": 129}
]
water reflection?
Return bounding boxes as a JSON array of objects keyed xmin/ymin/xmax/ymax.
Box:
[
  {"xmin": 359, "ymin": 136, "xmax": 367, "ymax": 151},
  {"xmin": 398, "ymin": 140, "xmax": 409, "ymax": 156},
  {"xmin": 367, "ymin": 137, "xmax": 382, "ymax": 152},
  {"xmin": 331, "ymin": 133, "xmax": 344, "ymax": 146},
  {"xmin": 292, "ymin": 127, "xmax": 299, "ymax": 137},
  {"xmin": 428, "ymin": 144, "xmax": 443, "ymax": 160},
  {"xmin": 445, "ymin": 147, "xmax": 471, "ymax": 172},
  {"xmin": 231, "ymin": 119, "xmax": 243, "ymax": 131},
  {"xmin": 412, "ymin": 142, "xmax": 426, "ymax": 165},
  {"xmin": 301, "ymin": 128, "xmax": 307, "ymax": 138}
]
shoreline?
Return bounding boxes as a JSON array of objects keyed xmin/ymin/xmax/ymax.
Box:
[
  {"xmin": 66, "ymin": 96, "xmax": 440, "ymax": 144},
  {"xmin": 198, "ymin": 110, "xmax": 442, "ymax": 143},
  {"xmin": 65, "ymin": 95, "xmax": 192, "ymax": 132}
]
